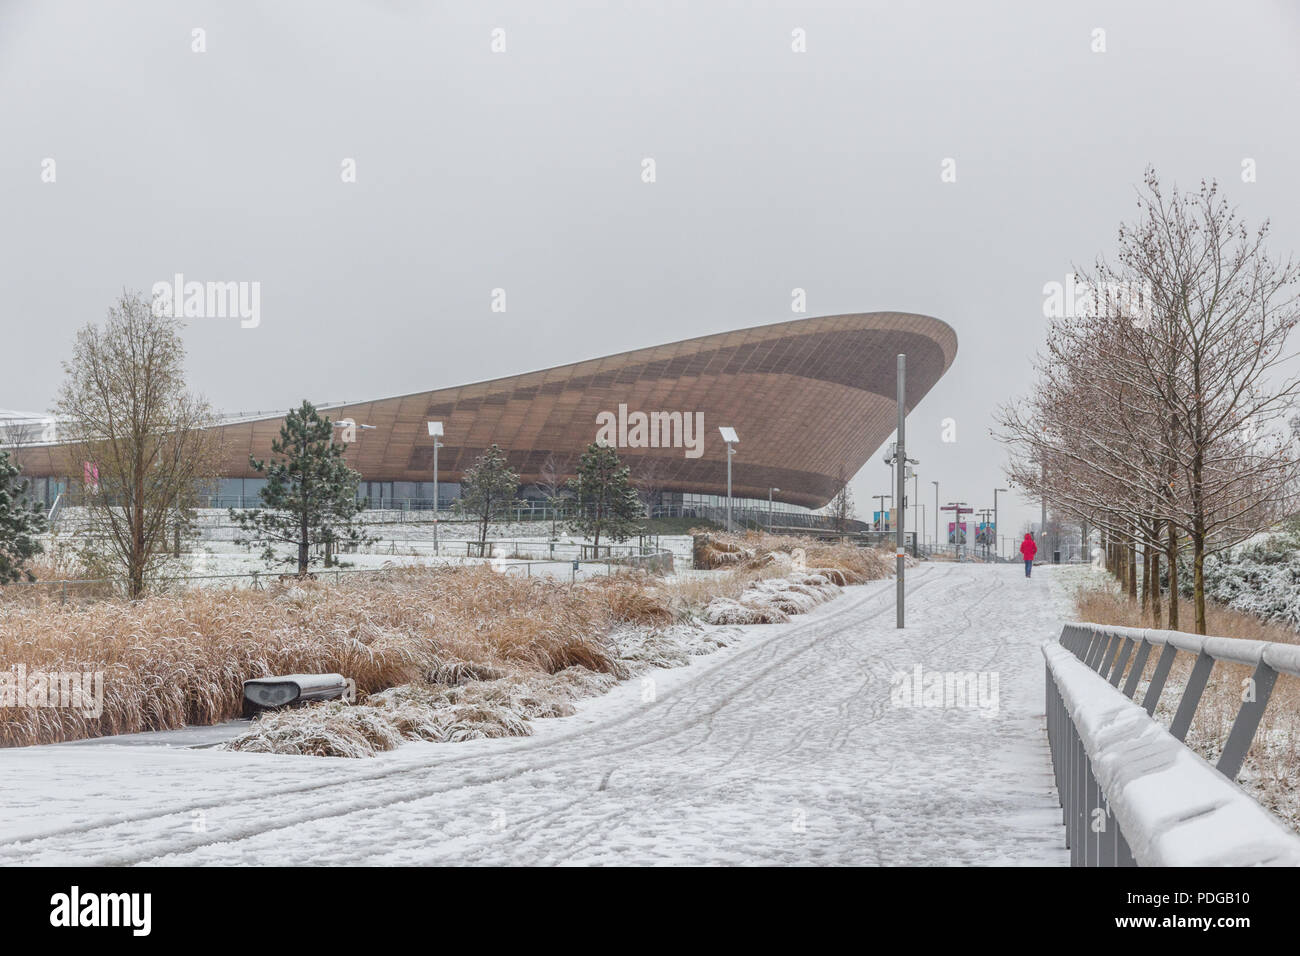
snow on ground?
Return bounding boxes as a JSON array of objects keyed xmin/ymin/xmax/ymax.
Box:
[
  {"xmin": 1046, "ymin": 561, "xmax": 1118, "ymax": 602},
  {"xmin": 0, "ymin": 563, "xmax": 1070, "ymax": 865},
  {"xmin": 43, "ymin": 509, "xmax": 695, "ymax": 584}
]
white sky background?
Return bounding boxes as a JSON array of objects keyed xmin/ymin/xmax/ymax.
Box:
[{"xmin": 3, "ymin": 0, "xmax": 1300, "ymax": 544}]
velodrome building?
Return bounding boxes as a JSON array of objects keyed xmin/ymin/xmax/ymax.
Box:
[{"xmin": 10, "ymin": 312, "xmax": 957, "ymax": 519}]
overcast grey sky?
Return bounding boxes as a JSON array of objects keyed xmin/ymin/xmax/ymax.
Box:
[{"xmin": 4, "ymin": 0, "xmax": 1300, "ymax": 540}]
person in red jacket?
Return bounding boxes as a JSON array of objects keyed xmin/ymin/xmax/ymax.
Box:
[{"xmin": 1020, "ymin": 532, "xmax": 1038, "ymax": 577}]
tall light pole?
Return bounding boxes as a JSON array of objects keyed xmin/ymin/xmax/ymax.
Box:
[
  {"xmin": 768, "ymin": 486, "xmax": 779, "ymax": 532},
  {"xmin": 895, "ymin": 354, "xmax": 906, "ymax": 628},
  {"xmin": 931, "ymin": 480, "xmax": 939, "ymax": 551},
  {"xmin": 993, "ymin": 487, "xmax": 1008, "ymax": 561},
  {"xmin": 427, "ymin": 421, "xmax": 444, "ymax": 555},
  {"xmin": 719, "ymin": 426, "xmax": 738, "ymax": 532}
]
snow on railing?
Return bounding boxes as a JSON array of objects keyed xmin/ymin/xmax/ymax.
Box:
[{"xmin": 1045, "ymin": 624, "xmax": 1300, "ymax": 866}]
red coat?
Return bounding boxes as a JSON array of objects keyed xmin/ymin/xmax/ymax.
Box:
[{"xmin": 1020, "ymin": 536, "xmax": 1038, "ymax": 561}]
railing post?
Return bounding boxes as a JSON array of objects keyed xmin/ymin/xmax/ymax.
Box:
[
  {"xmin": 1141, "ymin": 644, "xmax": 1179, "ymax": 716},
  {"xmin": 1084, "ymin": 632, "xmax": 1109, "ymax": 669},
  {"xmin": 1169, "ymin": 649, "xmax": 1216, "ymax": 743},
  {"xmin": 1216, "ymin": 661, "xmax": 1279, "ymax": 780},
  {"xmin": 1122, "ymin": 637, "xmax": 1152, "ymax": 700},
  {"xmin": 1099, "ymin": 635, "xmax": 1123, "ymax": 680},
  {"xmin": 1085, "ymin": 759, "xmax": 1101, "ymax": 865},
  {"xmin": 1073, "ymin": 730, "xmax": 1086, "ymax": 865},
  {"xmin": 1108, "ymin": 637, "xmax": 1135, "ymax": 687}
]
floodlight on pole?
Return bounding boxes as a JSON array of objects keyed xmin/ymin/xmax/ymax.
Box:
[
  {"xmin": 931, "ymin": 480, "xmax": 939, "ymax": 553},
  {"xmin": 895, "ymin": 354, "xmax": 906, "ymax": 628},
  {"xmin": 427, "ymin": 421, "xmax": 444, "ymax": 555},
  {"xmin": 719, "ymin": 427, "xmax": 738, "ymax": 531},
  {"xmin": 993, "ymin": 487, "xmax": 1008, "ymax": 561}
]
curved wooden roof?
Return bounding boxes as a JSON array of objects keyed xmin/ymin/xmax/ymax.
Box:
[{"xmin": 19, "ymin": 312, "xmax": 957, "ymax": 510}]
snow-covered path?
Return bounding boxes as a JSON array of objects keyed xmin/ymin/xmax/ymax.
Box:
[{"xmin": 0, "ymin": 563, "xmax": 1071, "ymax": 865}]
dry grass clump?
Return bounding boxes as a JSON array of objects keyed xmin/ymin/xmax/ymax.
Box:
[
  {"xmin": 692, "ymin": 533, "xmax": 753, "ymax": 568},
  {"xmin": 704, "ymin": 598, "xmax": 790, "ymax": 625},
  {"xmin": 579, "ymin": 571, "xmax": 676, "ymax": 627},
  {"xmin": 607, "ymin": 624, "xmax": 724, "ymax": 668},
  {"xmin": 1072, "ymin": 587, "xmax": 1300, "ymax": 833},
  {"xmin": 701, "ymin": 573, "xmax": 840, "ymax": 624},
  {"xmin": 692, "ymin": 529, "xmax": 901, "ymax": 585},
  {"xmin": 678, "ymin": 531, "xmax": 893, "ymax": 625}
]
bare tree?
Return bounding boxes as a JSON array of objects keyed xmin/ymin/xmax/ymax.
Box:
[
  {"xmin": 631, "ymin": 456, "xmax": 668, "ymax": 519},
  {"xmin": 55, "ymin": 292, "xmax": 220, "ymax": 598},
  {"xmin": 0, "ymin": 417, "xmax": 35, "ymax": 452},
  {"xmin": 828, "ymin": 464, "xmax": 856, "ymax": 534},
  {"xmin": 998, "ymin": 170, "xmax": 1300, "ymax": 633},
  {"xmin": 537, "ymin": 452, "xmax": 569, "ymax": 538}
]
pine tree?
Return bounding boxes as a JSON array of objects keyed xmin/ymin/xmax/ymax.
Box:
[
  {"xmin": 566, "ymin": 442, "xmax": 644, "ymax": 552},
  {"xmin": 457, "ymin": 444, "xmax": 519, "ymax": 553},
  {"xmin": 230, "ymin": 401, "xmax": 373, "ymax": 575},
  {"xmin": 0, "ymin": 450, "xmax": 46, "ymax": 584}
]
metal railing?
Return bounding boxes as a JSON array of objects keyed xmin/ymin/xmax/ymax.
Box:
[
  {"xmin": 1, "ymin": 540, "xmax": 676, "ymax": 605},
  {"xmin": 492, "ymin": 548, "xmax": 674, "ymax": 579},
  {"xmin": 1045, "ymin": 622, "xmax": 1300, "ymax": 866}
]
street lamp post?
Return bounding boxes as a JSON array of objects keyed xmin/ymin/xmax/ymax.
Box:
[
  {"xmin": 719, "ymin": 427, "xmax": 738, "ymax": 532},
  {"xmin": 993, "ymin": 487, "xmax": 1008, "ymax": 562},
  {"xmin": 931, "ymin": 480, "xmax": 939, "ymax": 552},
  {"xmin": 895, "ymin": 354, "xmax": 905, "ymax": 627},
  {"xmin": 768, "ymin": 487, "xmax": 779, "ymax": 533},
  {"xmin": 427, "ymin": 421, "xmax": 444, "ymax": 555}
]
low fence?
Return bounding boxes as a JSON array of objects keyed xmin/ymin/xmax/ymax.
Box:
[
  {"xmin": 0, "ymin": 547, "xmax": 675, "ymax": 605},
  {"xmin": 459, "ymin": 540, "xmax": 657, "ymax": 560},
  {"xmin": 1044, "ymin": 622, "xmax": 1300, "ymax": 866},
  {"xmin": 492, "ymin": 549, "xmax": 674, "ymax": 580}
]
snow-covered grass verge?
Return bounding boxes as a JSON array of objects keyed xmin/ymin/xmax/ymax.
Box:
[
  {"xmin": 702, "ymin": 573, "xmax": 840, "ymax": 624},
  {"xmin": 221, "ymin": 537, "xmax": 886, "ymax": 757},
  {"xmin": 2, "ymin": 527, "xmax": 884, "ymax": 756},
  {"xmin": 223, "ymin": 625, "xmax": 740, "ymax": 758}
]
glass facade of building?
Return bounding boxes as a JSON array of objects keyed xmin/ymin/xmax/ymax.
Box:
[
  {"xmin": 209, "ymin": 478, "xmax": 460, "ymax": 510},
  {"xmin": 201, "ymin": 479, "xmax": 814, "ymax": 516}
]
